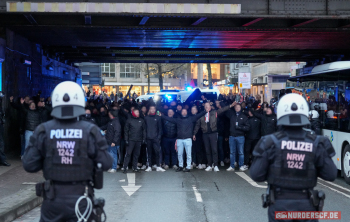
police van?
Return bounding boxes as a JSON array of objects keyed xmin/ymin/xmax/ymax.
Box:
[
  {"xmin": 136, "ymin": 93, "xmax": 154, "ymax": 103},
  {"xmin": 153, "ymin": 90, "xmax": 180, "ymax": 103},
  {"xmin": 178, "ymin": 88, "xmax": 220, "ymax": 103}
]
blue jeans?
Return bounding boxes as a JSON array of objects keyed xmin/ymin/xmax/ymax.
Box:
[
  {"xmin": 229, "ymin": 136, "xmax": 245, "ymax": 168},
  {"xmin": 25, "ymin": 130, "xmax": 34, "ymax": 151},
  {"xmin": 217, "ymin": 135, "xmax": 224, "ymax": 162},
  {"xmin": 108, "ymin": 145, "xmax": 119, "ymax": 170},
  {"xmin": 176, "ymin": 138, "xmax": 192, "ymax": 169}
]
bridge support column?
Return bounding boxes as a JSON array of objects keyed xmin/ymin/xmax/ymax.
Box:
[{"xmin": 197, "ymin": 63, "xmax": 203, "ymax": 89}]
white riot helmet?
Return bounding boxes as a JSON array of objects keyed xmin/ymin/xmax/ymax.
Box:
[
  {"xmin": 309, "ymin": 110, "xmax": 320, "ymax": 119},
  {"xmin": 51, "ymin": 81, "xmax": 85, "ymax": 119},
  {"xmin": 310, "ymin": 103, "xmax": 319, "ymax": 110},
  {"xmin": 276, "ymin": 93, "xmax": 310, "ymax": 126},
  {"xmin": 326, "ymin": 110, "xmax": 335, "ymax": 118}
]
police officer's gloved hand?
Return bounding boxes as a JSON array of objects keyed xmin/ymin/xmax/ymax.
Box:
[{"xmin": 125, "ymin": 140, "xmax": 129, "ymax": 145}]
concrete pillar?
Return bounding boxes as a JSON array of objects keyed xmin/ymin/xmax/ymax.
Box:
[
  {"xmin": 141, "ymin": 86, "xmax": 144, "ymax": 95},
  {"xmin": 197, "ymin": 63, "xmax": 203, "ymax": 89},
  {"xmin": 184, "ymin": 63, "xmax": 191, "ymax": 86}
]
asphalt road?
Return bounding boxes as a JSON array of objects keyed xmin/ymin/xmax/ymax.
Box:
[{"xmin": 12, "ymin": 167, "xmax": 350, "ymax": 222}]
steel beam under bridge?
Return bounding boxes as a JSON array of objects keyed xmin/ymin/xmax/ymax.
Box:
[{"xmin": 2, "ymin": 0, "xmax": 350, "ymax": 18}]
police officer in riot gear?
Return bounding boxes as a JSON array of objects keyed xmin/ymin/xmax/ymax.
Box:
[
  {"xmin": 250, "ymin": 93, "xmax": 337, "ymax": 222},
  {"xmin": 22, "ymin": 81, "xmax": 113, "ymax": 222}
]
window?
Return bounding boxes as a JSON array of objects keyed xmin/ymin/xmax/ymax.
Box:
[
  {"xmin": 272, "ymin": 77, "xmax": 289, "ymax": 83},
  {"xmin": 101, "ymin": 63, "xmax": 115, "ymax": 77},
  {"xmin": 120, "ymin": 63, "xmax": 141, "ymax": 78}
]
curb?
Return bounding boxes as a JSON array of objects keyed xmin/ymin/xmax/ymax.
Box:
[{"xmin": 0, "ymin": 195, "xmax": 42, "ymax": 222}]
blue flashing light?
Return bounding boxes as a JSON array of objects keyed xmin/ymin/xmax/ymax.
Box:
[
  {"xmin": 165, "ymin": 94, "xmax": 173, "ymax": 101},
  {"xmin": 186, "ymin": 86, "xmax": 193, "ymax": 91}
]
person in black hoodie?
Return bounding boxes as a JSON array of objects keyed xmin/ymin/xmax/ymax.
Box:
[
  {"xmin": 161, "ymin": 108, "xmax": 178, "ymax": 170},
  {"xmin": 161, "ymin": 108, "xmax": 206, "ymax": 172},
  {"xmin": 191, "ymin": 106, "xmax": 206, "ymax": 170},
  {"xmin": 144, "ymin": 105, "xmax": 164, "ymax": 172},
  {"xmin": 244, "ymin": 109, "xmax": 261, "ymax": 168},
  {"xmin": 106, "ymin": 110, "xmax": 121, "ymax": 173},
  {"xmin": 225, "ymin": 102, "xmax": 250, "ymax": 172},
  {"xmin": 253, "ymin": 105, "xmax": 277, "ymax": 136},
  {"xmin": 215, "ymin": 100, "xmax": 229, "ymax": 167},
  {"xmin": 81, "ymin": 109, "xmax": 97, "ymax": 125},
  {"xmin": 123, "ymin": 108, "xmax": 146, "ymax": 173},
  {"xmin": 97, "ymin": 106, "xmax": 110, "ymax": 129}
]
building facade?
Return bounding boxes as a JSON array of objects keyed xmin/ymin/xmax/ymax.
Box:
[
  {"xmin": 77, "ymin": 62, "xmax": 232, "ymax": 97},
  {"xmin": 250, "ymin": 62, "xmax": 305, "ymax": 102},
  {"xmin": 77, "ymin": 63, "xmax": 191, "ymax": 97}
]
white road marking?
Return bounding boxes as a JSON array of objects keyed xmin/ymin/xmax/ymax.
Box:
[
  {"xmin": 121, "ymin": 173, "xmax": 141, "ymax": 197},
  {"xmin": 119, "ymin": 179, "xmax": 126, "ymax": 182},
  {"xmin": 22, "ymin": 182, "xmax": 37, "ymax": 185},
  {"xmin": 235, "ymin": 172, "xmax": 267, "ymax": 188},
  {"xmin": 192, "ymin": 185, "xmax": 203, "ymax": 202},
  {"xmin": 318, "ymin": 178, "xmax": 350, "ymax": 193},
  {"xmin": 317, "ymin": 182, "xmax": 350, "ymax": 199}
]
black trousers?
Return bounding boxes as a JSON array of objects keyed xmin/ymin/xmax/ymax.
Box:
[
  {"xmin": 123, "ymin": 141, "xmax": 142, "ymax": 170},
  {"xmin": 203, "ymin": 133, "xmax": 218, "ymax": 167},
  {"xmin": 146, "ymin": 138, "xmax": 160, "ymax": 167},
  {"xmin": 118, "ymin": 138, "xmax": 125, "ymax": 165},
  {"xmin": 162, "ymin": 137, "xmax": 177, "ymax": 166},
  {"xmin": 40, "ymin": 185, "xmax": 93, "ymax": 222},
  {"xmin": 138, "ymin": 143, "xmax": 147, "ymax": 165},
  {"xmin": 0, "ymin": 124, "xmax": 6, "ymax": 162},
  {"xmin": 244, "ymin": 138, "xmax": 260, "ymax": 165},
  {"xmin": 268, "ymin": 199, "xmax": 317, "ymax": 222},
  {"xmin": 192, "ymin": 134, "xmax": 206, "ymax": 165}
]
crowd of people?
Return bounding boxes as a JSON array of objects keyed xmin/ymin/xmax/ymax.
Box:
[
  {"xmin": 78, "ymin": 91, "xmax": 279, "ymax": 173},
  {"xmin": 6, "ymin": 89, "xmax": 282, "ymax": 173},
  {"xmin": 6, "ymin": 89, "xmax": 278, "ymax": 173}
]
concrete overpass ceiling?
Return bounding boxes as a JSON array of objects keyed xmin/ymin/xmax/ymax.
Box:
[{"xmin": 1, "ymin": 0, "xmax": 350, "ymax": 63}]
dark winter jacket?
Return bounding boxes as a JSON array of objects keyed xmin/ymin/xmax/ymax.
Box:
[
  {"xmin": 124, "ymin": 116, "xmax": 146, "ymax": 142},
  {"xmin": 246, "ymin": 116, "xmax": 261, "ymax": 140},
  {"xmin": 310, "ymin": 119, "xmax": 322, "ymax": 135},
  {"xmin": 25, "ymin": 109, "xmax": 42, "ymax": 131},
  {"xmin": 194, "ymin": 106, "xmax": 230, "ymax": 134},
  {"xmin": 97, "ymin": 113, "xmax": 110, "ymax": 128},
  {"xmin": 144, "ymin": 114, "xmax": 162, "ymax": 140},
  {"xmin": 81, "ymin": 115, "xmax": 97, "ymax": 125},
  {"xmin": 253, "ymin": 111, "xmax": 277, "ymax": 136},
  {"xmin": 105, "ymin": 118, "xmax": 121, "ymax": 146},
  {"xmin": 161, "ymin": 111, "xmax": 206, "ymax": 139},
  {"xmin": 225, "ymin": 110, "xmax": 250, "ymax": 137},
  {"xmin": 162, "ymin": 117, "xmax": 177, "ymax": 139}
]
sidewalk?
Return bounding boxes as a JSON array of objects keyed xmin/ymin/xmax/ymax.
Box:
[{"xmin": 0, "ymin": 158, "xmax": 43, "ymax": 222}]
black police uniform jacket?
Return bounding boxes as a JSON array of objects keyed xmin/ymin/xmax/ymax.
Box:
[
  {"xmin": 22, "ymin": 118, "xmax": 113, "ymax": 182},
  {"xmin": 250, "ymin": 127, "xmax": 337, "ymax": 189}
]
